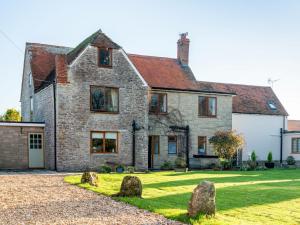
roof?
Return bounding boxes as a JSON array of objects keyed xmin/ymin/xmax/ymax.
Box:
[
  {"xmin": 197, "ymin": 81, "xmax": 288, "ymax": 116},
  {"xmin": 288, "ymin": 120, "xmax": 300, "ymax": 131},
  {"xmin": 27, "ymin": 43, "xmax": 71, "ymax": 92},
  {"xmin": 128, "ymin": 54, "xmax": 198, "ymax": 90}
]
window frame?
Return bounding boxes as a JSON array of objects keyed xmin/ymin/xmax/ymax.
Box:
[
  {"xmin": 292, "ymin": 138, "xmax": 300, "ymax": 154},
  {"xmin": 198, "ymin": 136, "xmax": 207, "ymax": 155},
  {"xmin": 168, "ymin": 136, "xmax": 177, "ymax": 155},
  {"xmin": 90, "ymin": 85, "xmax": 119, "ymax": 114},
  {"xmin": 90, "ymin": 131, "xmax": 119, "ymax": 154},
  {"xmin": 198, "ymin": 96, "xmax": 217, "ymax": 118},
  {"xmin": 97, "ymin": 47, "xmax": 112, "ymax": 68},
  {"xmin": 149, "ymin": 92, "xmax": 168, "ymax": 114}
]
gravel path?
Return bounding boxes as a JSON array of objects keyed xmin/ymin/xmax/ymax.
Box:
[{"xmin": 0, "ymin": 171, "xmax": 183, "ymax": 225}]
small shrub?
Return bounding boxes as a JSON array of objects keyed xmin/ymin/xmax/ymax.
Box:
[
  {"xmin": 251, "ymin": 151, "xmax": 257, "ymax": 162},
  {"xmin": 175, "ymin": 156, "xmax": 186, "ymax": 168},
  {"xmin": 161, "ymin": 160, "xmax": 173, "ymax": 170},
  {"xmin": 220, "ymin": 159, "xmax": 231, "ymax": 170},
  {"xmin": 247, "ymin": 151, "xmax": 257, "ymax": 170},
  {"xmin": 267, "ymin": 152, "xmax": 273, "ymax": 162},
  {"xmin": 99, "ymin": 165, "xmax": 112, "ymax": 173},
  {"xmin": 287, "ymin": 156, "xmax": 296, "ymax": 165},
  {"xmin": 126, "ymin": 166, "xmax": 135, "ymax": 173}
]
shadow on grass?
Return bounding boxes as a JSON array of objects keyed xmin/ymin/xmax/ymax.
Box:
[{"xmin": 144, "ymin": 170, "xmax": 300, "ymax": 189}]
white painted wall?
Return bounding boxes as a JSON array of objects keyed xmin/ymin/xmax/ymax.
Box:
[
  {"xmin": 232, "ymin": 113, "xmax": 286, "ymax": 161},
  {"xmin": 283, "ymin": 133, "xmax": 300, "ymax": 161}
]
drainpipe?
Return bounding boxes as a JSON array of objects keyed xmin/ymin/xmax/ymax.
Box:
[
  {"xmin": 280, "ymin": 128, "xmax": 283, "ymax": 164},
  {"xmin": 53, "ymin": 80, "xmax": 57, "ymax": 171},
  {"xmin": 186, "ymin": 125, "xmax": 190, "ymax": 170},
  {"xmin": 132, "ymin": 120, "xmax": 136, "ymax": 168}
]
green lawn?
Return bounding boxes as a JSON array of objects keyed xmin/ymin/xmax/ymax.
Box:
[{"xmin": 65, "ymin": 169, "xmax": 300, "ymax": 225}]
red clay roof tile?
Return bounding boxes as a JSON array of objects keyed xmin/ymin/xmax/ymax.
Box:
[{"xmin": 288, "ymin": 120, "xmax": 300, "ymax": 131}]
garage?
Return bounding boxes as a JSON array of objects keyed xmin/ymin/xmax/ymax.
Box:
[{"xmin": 0, "ymin": 122, "xmax": 45, "ymax": 169}]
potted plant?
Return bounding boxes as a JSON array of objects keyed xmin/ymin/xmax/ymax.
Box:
[
  {"xmin": 286, "ymin": 156, "xmax": 296, "ymax": 168},
  {"xmin": 174, "ymin": 156, "xmax": 188, "ymax": 172},
  {"xmin": 116, "ymin": 164, "xmax": 125, "ymax": 173},
  {"xmin": 265, "ymin": 152, "xmax": 275, "ymax": 168},
  {"xmin": 247, "ymin": 151, "xmax": 257, "ymax": 170}
]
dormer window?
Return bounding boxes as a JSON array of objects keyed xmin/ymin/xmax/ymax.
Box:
[
  {"xmin": 268, "ymin": 101, "xmax": 277, "ymax": 110},
  {"xmin": 98, "ymin": 47, "xmax": 112, "ymax": 67}
]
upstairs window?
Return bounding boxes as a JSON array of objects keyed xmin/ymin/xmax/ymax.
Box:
[
  {"xmin": 29, "ymin": 73, "xmax": 32, "ymax": 87},
  {"xmin": 198, "ymin": 136, "xmax": 207, "ymax": 155},
  {"xmin": 149, "ymin": 93, "xmax": 167, "ymax": 114},
  {"xmin": 199, "ymin": 96, "xmax": 217, "ymax": 117},
  {"xmin": 91, "ymin": 86, "xmax": 119, "ymax": 113},
  {"xmin": 268, "ymin": 101, "xmax": 277, "ymax": 110},
  {"xmin": 292, "ymin": 138, "xmax": 300, "ymax": 153},
  {"xmin": 98, "ymin": 48, "xmax": 112, "ymax": 67}
]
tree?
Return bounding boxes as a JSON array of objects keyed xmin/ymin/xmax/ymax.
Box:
[
  {"xmin": 209, "ymin": 130, "xmax": 244, "ymax": 163},
  {"xmin": 2, "ymin": 108, "xmax": 21, "ymax": 122}
]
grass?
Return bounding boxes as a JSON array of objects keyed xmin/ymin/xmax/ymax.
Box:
[{"xmin": 65, "ymin": 169, "xmax": 300, "ymax": 225}]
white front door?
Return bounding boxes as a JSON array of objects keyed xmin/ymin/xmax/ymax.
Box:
[{"xmin": 28, "ymin": 133, "xmax": 44, "ymax": 168}]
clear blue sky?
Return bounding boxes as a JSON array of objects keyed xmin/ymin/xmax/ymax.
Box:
[{"xmin": 0, "ymin": 0, "xmax": 299, "ymax": 119}]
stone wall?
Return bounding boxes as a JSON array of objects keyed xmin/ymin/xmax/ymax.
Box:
[
  {"xmin": 20, "ymin": 50, "xmax": 34, "ymax": 122},
  {"xmin": 56, "ymin": 46, "xmax": 149, "ymax": 171},
  {"xmin": 33, "ymin": 85, "xmax": 55, "ymax": 170},
  {"xmin": 149, "ymin": 91, "xmax": 232, "ymax": 169},
  {"xmin": 0, "ymin": 125, "xmax": 44, "ymax": 169}
]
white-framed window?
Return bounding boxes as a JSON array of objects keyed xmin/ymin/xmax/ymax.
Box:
[
  {"xmin": 292, "ymin": 138, "xmax": 300, "ymax": 153},
  {"xmin": 29, "ymin": 73, "xmax": 32, "ymax": 86}
]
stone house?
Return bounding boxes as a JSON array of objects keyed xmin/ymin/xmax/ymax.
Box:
[{"xmin": 15, "ymin": 29, "xmax": 291, "ymax": 171}]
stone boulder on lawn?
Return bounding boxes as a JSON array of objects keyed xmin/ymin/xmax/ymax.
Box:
[
  {"xmin": 81, "ymin": 172, "xmax": 99, "ymax": 187},
  {"xmin": 117, "ymin": 176, "xmax": 142, "ymax": 197},
  {"xmin": 187, "ymin": 180, "xmax": 216, "ymax": 217}
]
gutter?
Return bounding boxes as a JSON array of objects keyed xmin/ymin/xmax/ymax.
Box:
[{"xmin": 152, "ymin": 87, "xmax": 236, "ymax": 96}]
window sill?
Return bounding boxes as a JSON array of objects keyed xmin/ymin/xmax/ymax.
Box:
[
  {"xmin": 149, "ymin": 112, "xmax": 168, "ymax": 115},
  {"xmin": 91, "ymin": 110, "xmax": 119, "ymax": 114},
  {"xmin": 98, "ymin": 65, "xmax": 113, "ymax": 69},
  {"xmin": 198, "ymin": 115, "xmax": 217, "ymax": 118},
  {"xmin": 290, "ymin": 152, "xmax": 300, "ymax": 154},
  {"xmin": 91, "ymin": 152, "xmax": 118, "ymax": 155}
]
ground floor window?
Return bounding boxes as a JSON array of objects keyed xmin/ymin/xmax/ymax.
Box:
[
  {"xmin": 168, "ymin": 136, "xmax": 177, "ymax": 154},
  {"xmin": 29, "ymin": 133, "xmax": 42, "ymax": 149},
  {"xmin": 292, "ymin": 138, "xmax": 300, "ymax": 153},
  {"xmin": 198, "ymin": 136, "xmax": 207, "ymax": 155},
  {"xmin": 91, "ymin": 131, "xmax": 118, "ymax": 154}
]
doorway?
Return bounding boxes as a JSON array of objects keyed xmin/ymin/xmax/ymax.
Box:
[
  {"xmin": 28, "ymin": 133, "xmax": 44, "ymax": 168},
  {"xmin": 148, "ymin": 135, "xmax": 159, "ymax": 169}
]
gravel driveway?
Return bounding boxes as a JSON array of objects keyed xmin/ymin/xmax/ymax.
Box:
[{"xmin": 0, "ymin": 171, "xmax": 183, "ymax": 225}]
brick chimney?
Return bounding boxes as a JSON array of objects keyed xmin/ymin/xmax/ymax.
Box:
[
  {"xmin": 177, "ymin": 32, "xmax": 190, "ymax": 66},
  {"xmin": 55, "ymin": 54, "xmax": 68, "ymax": 84}
]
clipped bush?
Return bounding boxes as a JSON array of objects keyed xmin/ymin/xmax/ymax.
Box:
[
  {"xmin": 126, "ymin": 166, "xmax": 135, "ymax": 173},
  {"xmin": 267, "ymin": 152, "xmax": 273, "ymax": 162},
  {"xmin": 99, "ymin": 165, "xmax": 112, "ymax": 173},
  {"xmin": 287, "ymin": 156, "xmax": 296, "ymax": 165},
  {"xmin": 161, "ymin": 160, "xmax": 173, "ymax": 170},
  {"xmin": 247, "ymin": 151, "xmax": 257, "ymax": 170},
  {"xmin": 220, "ymin": 159, "xmax": 231, "ymax": 170}
]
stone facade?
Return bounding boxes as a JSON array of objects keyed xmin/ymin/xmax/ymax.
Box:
[
  {"xmin": 149, "ymin": 91, "xmax": 232, "ymax": 169},
  {"xmin": 55, "ymin": 46, "xmax": 149, "ymax": 171},
  {"xmin": 33, "ymin": 85, "xmax": 55, "ymax": 169},
  {"xmin": 0, "ymin": 125, "xmax": 44, "ymax": 169}
]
